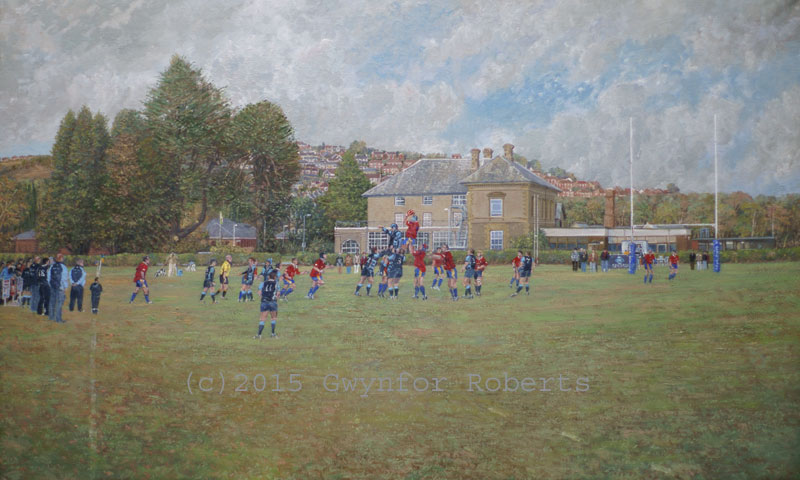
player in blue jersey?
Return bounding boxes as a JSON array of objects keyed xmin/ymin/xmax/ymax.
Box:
[
  {"xmin": 200, "ymin": 259, "xmax": 218, "ymax": 303},
  {"xmin": 462, "ymin": 249, "xmax": 476, "ymax": 299},
  {"xmin": 354, "ymin": 247, "xmax": 380, "ymax": 296},
  {"xmin": 380, "ymin": 223, "xmax": 404, "ymax": 250},
  {"xmin": 239, "ymin": 257, "xmax": 256, "ymax": 302},
  {"xmin": 386, "ymin": 246, "xmax": 405, "ymax": 299},
  {"xmin": 511, "ymin": 252, "xmax": 534, "ymax": 297},
  {"xmin": 254, "ymin": 269, "xmax": 281, "ymax": 339}
]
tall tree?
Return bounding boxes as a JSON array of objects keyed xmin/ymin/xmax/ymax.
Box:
[
  {"xmin": 0, "ymin": 177, "xmax": 25, "ymax": 245},
  {"xmin": 39, "ymin": 107, "xmax": 110, "ymax": 253},
  {"xmin": 228, "ymin": 101, "xmax": 300, "ymax": 250},
  {"xmin": 318, "ymin": 157, "xmax": 373, "ymax": 236},
  {"xmin": 144, "ymin": 55, "xmax": 232, "ymax": 240}
]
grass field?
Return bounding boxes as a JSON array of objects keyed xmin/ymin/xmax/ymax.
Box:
[{"xmin": 2, "ymin": 262, "xmax": 799, "ymax": 479}]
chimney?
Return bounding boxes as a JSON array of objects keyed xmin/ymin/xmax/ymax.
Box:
[
  {"xmin": 483, "ymin": 147, "xmax": 493, "ymax": 162},
  {"xmin": 503, "ymin": 143, "xmax": 514, "ymax": 162},
  {"xmin": 470, "ymin": 148, "xmax": 481, "ymax": 172},
  {"xmin": 604, "ymin": 189, "xmax": 616, "ymax": 228}
]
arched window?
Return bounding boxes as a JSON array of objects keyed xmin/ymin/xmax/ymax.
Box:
[{"xmin": 341, "ymin": 240, "xmax": 360, "ymax": 255}]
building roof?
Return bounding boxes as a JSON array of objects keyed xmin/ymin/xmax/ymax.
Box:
[
  {"xmin": 206, "ymin": 218, "xmax": 257, "ymax": 239},
  {"xmin": 13, "ymin": 229, "xmax": 36, "ymax": 240},
  {"xmin": 362, "ymin": 158, "xmax": 472, "ymax": 197},
  {"xmin": 460, "ymin": 156, "xmax": 561, "ymax": 192}
]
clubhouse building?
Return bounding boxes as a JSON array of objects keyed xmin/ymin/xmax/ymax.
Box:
[{"xmin": 334, "ymin": 144, "xmax": 562, "ymax": 253}]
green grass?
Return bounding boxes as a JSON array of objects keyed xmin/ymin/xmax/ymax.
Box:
[{"xmin": 2, "ymin": 263, "xmax": 799, "ymax": 479}]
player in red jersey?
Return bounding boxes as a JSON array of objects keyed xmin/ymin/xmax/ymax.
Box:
[
  {"xmin": 474, "ymin": 250, "xmax": 488, "ymax": 296},
  {"xmin": 306, "ymin": 253, "xmax": 327, "ymax": 299},
  {"xmin": 129, "ymin": 255, "xmax": 152, "ymax": 304},
  {"xmin": 441, "ymin": 244, "xmax": 458, "ymax": 300},
  {"xmin": 280, "ymin": 258, "xmax": 302, "ymax": 301},
  {"xmin": 404, "ymin": 210, "xmax": 420, "ymax": 253},
  {"xmin": 643, "ymin": 250, "xmax": 655, "ymax": 284},
  {"xmin": 510, "ymin": 251, "xmax": 522, "ymax": 288},
  {"xmin": 668, "ymin": 251, "xmax": 679, "ymax": 281},
  {"xmin": 412, "ymin": 243, "xmax": 428, "ymax": 300},
  {"xmin": 431, "ymin": 247, "xmax": 444, "ymax": 290}
]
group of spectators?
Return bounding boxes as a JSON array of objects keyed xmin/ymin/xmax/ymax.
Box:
[
  {"xmin": 0, "ymin": 254, "xmax": 103, "ymax": 321},
  {"xmin": 570, "ymin": 248, "xmax": 612, "ymax": 273}
]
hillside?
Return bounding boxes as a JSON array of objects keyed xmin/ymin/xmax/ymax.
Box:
[{"xmin": 0, "ymin": 155, "xmax": 53, "ymax": 181}]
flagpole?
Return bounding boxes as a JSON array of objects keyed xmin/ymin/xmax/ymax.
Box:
[
  {"xmin": 714, "ymin": 114, "xmax": 718, "ymax": 239},
  {"xmin": 629, "ymin": 117, "xmax": 634, "ymax": 243}
]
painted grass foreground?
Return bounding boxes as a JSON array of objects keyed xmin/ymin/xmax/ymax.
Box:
[{"xmin": 1, "ymin": 263, "xmax": 799, "ymax": 479}]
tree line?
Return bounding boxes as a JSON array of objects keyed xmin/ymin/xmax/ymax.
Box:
[{"xmin": 562, "ymin": 192, "xmax": 800, "ymax": 247}]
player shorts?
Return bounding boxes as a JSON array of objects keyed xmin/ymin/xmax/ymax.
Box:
[
  {"xmin": 310, "ymin": 275, "xmax": 320, "ymax": 282},
  {"xmin": 644, "ymin": 263, "xmax": 653, "ymax": 270},
  {"xmin": 203, "ymin": 279, "xmax": 214, "ymax": 288},
  {"xmin": 445, "ymin": 269, "xmax": 457, "ymax": 279},
  {"xmin": 474, "ymin": 270, "xmax": 483, "ymax": 278},
  {"xmin": 242, "ymin": 278, "xmax": 254, "ymax": 286},
  {"xmin": 135, "ymin": 279, "xmax": 148, "ymax": 288},
  {"xmin": 388, "ymin": 268, "xmax": 402, "ymax": 279},
  {"xmin": 283, "ymin": 278, "xmax": 295, "ymax": 286},
  {"xmin": 464, "ymin": 268, "xmax": 475, "ymax": 279},
  {"xmin": 219, "ymin": 275, "xmax": 229, "ymax": 285},
  {"xmin": 402, "ymin": 237, "xmax": 416, "ymax": 246},
  {"xmin": 414, "ymin": 268, "xmax": 426, "ymax": 277},
  {"xmin": 671, "ymin": 263, "xmax": 678, "ymax": 269},
  {"xmin": 362, "ymin": 267, "xmax": 374, "ymax": 278},
  {"xmin": 520, "ymin": 269, "xmax": 532, "ymax": 278},
  {"xmin": 260, "ymin": 300, "xmax": 278, "ymax": 312},
  {"xmin": 433, "ymin": 266, "xmax": 443, "ymax": 275}
]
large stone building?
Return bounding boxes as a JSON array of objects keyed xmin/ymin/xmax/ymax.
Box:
[{"xmin": 334, "ymin": 144, "xmax": 561, "ymax": 253}]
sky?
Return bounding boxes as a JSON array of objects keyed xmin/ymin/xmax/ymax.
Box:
[{"xmin": 1, "ymin": 0, "xmax": 799, "ymax": 195}]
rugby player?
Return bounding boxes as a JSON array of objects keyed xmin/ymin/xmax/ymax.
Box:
[
  {"xmin": 354, "ymin": 247, "xmax": 379, "ymax": 296},
  {"xmin": 462, "ymin": 249, "xmax": 476, "ymax": 299},
  {"xmin": 307, "ymin": 253, "xmax": 327, "ymax": 299},
  {"xmin": 510, "ymin": 251, "xmax": 522, "ymax": 288},
  {"xmin": 511, "ymin": 252, "xmax": 533, "ymax": 297},
  {"xmin": 412, "ymin": 243, "xmax": 428, "ymax": 300},
  {"xmin": 643, "ymin": 249, "xmax": 655, "ymax": 284},
  {"xmin": 216, "ymin": 254, "xmax": 232, "ymax": 299},
  {"xmin": 129, "ymin": 255, "xmax": 153, "ymax": 304},
  {"xmin": 431, "ymin": 247, "xmax": 444, "ymax": 290},
  {"xmin": 280, "ymin": 258, "xmax": 301, "ymax": 301},
  {"xmin": 474, "ymin": 251, "xmax": 488, "ymax": 296},
  {"xmin": 239, "ymin": 257, "xmax": 256, "ymax": 302},
  {"xmin": 386, "ymin": 246, "xmax": 405, "ymax": 299},
  {"xmin": 668, "ymin": 251, "xmax": 679, "ymax": 281},
  {"xmin": 254, "ymin": 269, "xmax": 281, "ymax": 339},
  {"xmin": 404, "ymin": 210, "xmax": 420, "ymax": 253},
  {"xmin": 200, "ymin": 259, "xmax": 218, "ymax": 303},
  {"xmin": 441, "ymin": 244, "xmax": 458, "ymax": 300}
]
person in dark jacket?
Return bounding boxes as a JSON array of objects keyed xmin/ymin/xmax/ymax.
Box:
[
  {"xmin": 37, "ymin": 257, "xmax": 51, "ymax": 316},
  {"xmin": 47, "ymin": 253, "xmax": 70, "ymax": 323},
  {"xmin": 689, "ymin": 251, "xmax": 697, "ymax": 270},
  {"xmin": 69, "ymin": 258, "xmax": 87, "ymax": 312},
  {"xmin": 579, "ymin": 249, "xmax": 588, "ymax": 272},
  {"xmin": 28, "ymin": 257, "xmax": 41, "ymax": 313},
  {"xmin": 600, "ymin": 249, "xmax": 610, "ymax": 273},
  {"xmin": 90, "ymin": 277, "xmax": 103, "ymax": 314}
]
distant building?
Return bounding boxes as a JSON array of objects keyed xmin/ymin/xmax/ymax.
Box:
[
  {"xmin": 206, "ymin": 218, "xmax": 257, "ymax": 250},
  {"xmin": 334, "ymin": 144, "xmax": 561, "ymax": 253}
]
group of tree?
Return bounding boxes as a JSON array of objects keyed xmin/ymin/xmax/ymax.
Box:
[
  {"xmin": 35, "ymin": 55, "xmax": 300, "ymax": 254},
  {"xmin": 562, "ymin": 192, "xmax": 800, "ymax": 247}
]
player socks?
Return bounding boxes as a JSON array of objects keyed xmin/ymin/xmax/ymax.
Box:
[
  {"xmin": 271, "ymin": 320, "xmax": 276, "ymax": 334},
  {"xmin": 130, "ymin": 292, "xmax": 137, "ymax": 302},
  {"xmin": 525, "ymin": 285, "xmax": 530, "ymax": 293},
  {"xmin": 355, "ymin": 284, "xmax": 362, "ymax": 294},
  {"xmin": 258, "ymin": 321, "xmax": 265, "ymax": 336},
  {"xmin": 414, "ymin": 286, "xmax": 419, "ymax": 297},
  {"xmin": 465, "ymin": 286, "xmax": 471, "ymax": 297},
  {"xmin": 144, "ymin": 294, "xmax": 150, "ymax": 303},
  {"xmin": 476, "ymin": 285, "xmax": 481, "ymax": 294},
  {"xmin": 238, "ymin": 291, "xmax": 244, "ymax": 301},
  {"xmin": 649, "ymin": 274, "xmax": 653, "ymax": 283},
  {"xmin": 516, "ymin": 285, "xmax": 523, "ymax": 294},
  {"xmin": 200, "ymin": 292, "xmax": 206, "ymax": 301},
  {"xmin": 643, "ymin": 274, "xmax": 648, "ymax": 284},
  {"xmin": 366, "ymin": 284, "xmax": 372, "ymax": 295},
  {"xmin": 395, "ymin": 287, "xmax": 399, "ymax": 297},
  {"xmin": 222, "ymin": 291, "xmax": 226, "ymax": 298}
]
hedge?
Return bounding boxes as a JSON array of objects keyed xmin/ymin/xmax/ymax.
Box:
[{"xmin": 1, "ymin": 247, "xmax": 799, "ymax": 267}]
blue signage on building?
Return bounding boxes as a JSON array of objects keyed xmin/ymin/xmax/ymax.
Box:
[{"xmin": 713, "ymin": 239, "xmax": 721, "ymax": 273}]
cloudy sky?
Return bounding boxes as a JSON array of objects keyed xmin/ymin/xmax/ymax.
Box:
[{"xmin": 2, "ymin": 0, "xmax": 798, "ymax": 194}]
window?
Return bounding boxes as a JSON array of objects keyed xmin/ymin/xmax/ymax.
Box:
[
  {"xmin": 453, "ymin": 212, "xmax": 463, "ymax": 226},
  {"xmin": 490, "ymin": 198, "xmax": 503, "ymax": 217},
  {"xmin": 368, "ymin": 232, "xmax": 388, "ymax": 250},
  {"xmin": 341, "ymin": 240, "xmax": 360, "ymax": 254},
  {"xmin": 417, "ymin": 232, "xmax": 430, "ymax": 247},
  {"xmin": 451, "ymin": 194, "xmax": 466, "ymax": 206},
  {"xmin": 394, "ymin": 213, "xmax": 404, "ymax": 225},
  {"xmin": 490, "ymin": 230, "xmax": 504, "ymax": 250},
  {"xmin": 433, "ymin": 231, "xmax": 450, "ymax": 248},
  {"xmin": 423, "ymin": 195, "xmax": 433, "ymax": 205},
  {"xmin": 394, "ymin": 196, "xmax": 405, "ymax": 206},
  {"xmin": 422, "ymin": 212, "xmax": 432, "ymax": 227}
]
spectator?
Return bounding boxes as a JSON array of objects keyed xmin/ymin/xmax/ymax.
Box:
[
  {"xmin": 702, "ymin": 251, "xmax": 709, "ymax": 270},
  {"xmin": 344, "ymin": 254, "xmax": 353, "ymax": 274},
  {"xmin": 571, "ymin": 249, "xmax": 579, "ymax": 272},
  {"xmin": 69, "ymin": 258, "xmax": 87, "ymax": 312},
  {"xmin": 90, "ymin": 277, "xmax": 103, "ymax": 314},
  {"xmin": 335, "ymin": 254, "xmax": 344, "ymax": 274},
  {"xmin": 36, "ymin": 258, "xmax": 50, "ymax": 316},
  {"xmin": 600, "ymin": 248, "xmax": 610, "ymax": 273},
  {"xmin": 579, "ymin": 248, "xmax": 588, "ymax": 273},
  {"xmin": 21, "ymin": 259, "xmax": 36, "ymax": 307},
  {"xmin": 588, "ymin": 249, "xmax": 597, "ymax": 273},
  {"xmin": 47, "ymin": 253, "xmax": 69, "ymax": 323},
  {"xmin": 689, "ymin": 251, "xmax": 697, "ymax": 270}
]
